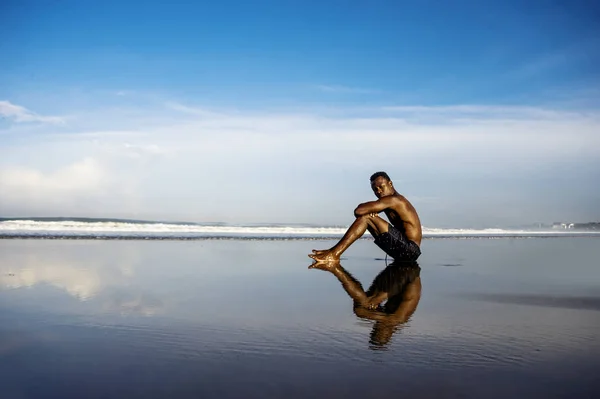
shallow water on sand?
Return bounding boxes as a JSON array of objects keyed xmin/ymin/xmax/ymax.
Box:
[{"xmin": 1, "ymin": 238, "xmax": 599, "ymax": 398}]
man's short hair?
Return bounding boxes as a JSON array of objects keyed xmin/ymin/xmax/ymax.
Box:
[{"xmin": 370, "ymin": 171, "xmax": 391, "ymax": 182}]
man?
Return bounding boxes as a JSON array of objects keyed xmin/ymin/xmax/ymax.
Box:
[{"xmin": 309, "ymin": 171, "xmax": 422, "ymax": 262}]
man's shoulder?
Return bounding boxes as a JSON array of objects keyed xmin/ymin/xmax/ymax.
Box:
[
  {"xmin": 376, "ymin": 193, "xmax": 408, "ymax": 211},
  {"xmin": 391, "ymin": 193, "xmax": 408, "ymax": 204},
  {"xmin": 388, "ymin": 193, "xmax": 412, "ymax": 211}
]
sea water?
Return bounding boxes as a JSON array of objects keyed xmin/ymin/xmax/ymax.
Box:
[{"xmin": 0, "ymin": 235, "xmax": 599, "ymax": 398}]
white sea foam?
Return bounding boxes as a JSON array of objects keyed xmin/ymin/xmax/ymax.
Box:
[
  {"xmin": 0, "ymin": 220, "xmax": 344, "ymax": 237},
  {"xmin": 0, "ymin": 219, "xmax": 597, "ymax": 239}
]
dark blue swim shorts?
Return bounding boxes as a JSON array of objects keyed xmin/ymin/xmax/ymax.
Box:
[{"xmin": 373, "ymin": 223, "xmax": 421, "ymax": 261}]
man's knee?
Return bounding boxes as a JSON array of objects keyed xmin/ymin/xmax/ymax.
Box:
[
  {"xmin": 356, "ymin": 214, "xmax": 370, "ymax": 222},
  {"xmin": 357, "ymin": 214, "xmax": 381, "ymax": 227},
  {"xmin": 366, "ymin": 216, "xmax": 388, "ymax": 232}
]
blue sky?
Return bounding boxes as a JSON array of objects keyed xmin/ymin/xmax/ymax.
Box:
[{"xmin": 1, "ymin": 0, "xmax": 599, "ymax": 227}]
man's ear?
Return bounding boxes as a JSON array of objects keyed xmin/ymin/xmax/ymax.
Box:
[{"xmin": 389, "ymin": 180, "xmax": 393, "ymax": 187}]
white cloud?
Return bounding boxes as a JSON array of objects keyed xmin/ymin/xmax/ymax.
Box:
[
  {"xmin": 0, "ymin": 158, "xmax": 107, "ymax": 196},
  {"xmin": 164, "ymin": 101, "xmax": 227, "ymax": 118},
  {"xmin": 0, "ymin": 100, "xmax": 64, "ymax": 124},
  {"xmin": 379, "ymin": 104, "xmax": 586, "ymax": 120},
  {"xmin": 121, "ymin": 142, "xmax": 168, "ymax": 159},
  {"xmin": 0, "ymin": 158, "xmax": 137, "ymax": 215},
  {"xmin": 150, "ymin": 102, "xmax": 600, "ymax": 166},
  {"xmin": 1, "ymin": 98, "xmax": 598, "ymax": 225}
]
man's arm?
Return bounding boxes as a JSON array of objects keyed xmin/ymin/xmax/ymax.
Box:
[{"xmin": 354, "ymin": 196, "xmax": 399, "ymax": 217}]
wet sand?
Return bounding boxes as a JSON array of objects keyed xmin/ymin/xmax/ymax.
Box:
[{"xmin": 1, "ymin": 237, "xmax": 599, "ymax": 398}]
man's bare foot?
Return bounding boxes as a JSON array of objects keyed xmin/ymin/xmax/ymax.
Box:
[
  {"xmin": 311, "ymin": 249, "xmax": 328, "ymax": 255},
  {"xmin": 308, "ymin": 249, "xmax": 340, "ymax": 262},
  {"xmin": 308, "ymin": 260, "xmax": 340, "ymax": 271}
]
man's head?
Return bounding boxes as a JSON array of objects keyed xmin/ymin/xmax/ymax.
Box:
[{"xmin": 370, "ymin": 171, "xmax": 395, "ymax": 198}]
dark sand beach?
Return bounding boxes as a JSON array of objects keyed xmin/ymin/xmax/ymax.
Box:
[{"xmin": 1, "ymin": 237, "xmax": 599, "ymax": 398}]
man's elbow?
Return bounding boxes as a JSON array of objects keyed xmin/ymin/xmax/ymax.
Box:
[{"xmin": 354, "ymin": 207, "xmax": 364, "ymax": 218}]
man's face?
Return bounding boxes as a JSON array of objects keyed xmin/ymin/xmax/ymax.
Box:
[{"xmin": 371, "ymin": 177, "xmax": 394, "ymax": 198}]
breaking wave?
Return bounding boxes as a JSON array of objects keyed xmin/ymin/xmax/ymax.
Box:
[{"xmin": 1, "ymin": 218, "xmax": 598, "ymax": 240}]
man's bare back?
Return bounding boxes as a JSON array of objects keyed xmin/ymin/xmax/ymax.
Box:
[
  {"xmin": 375, "ymin": 193, "xmax": 422, "ymax": 246},
  {"xmin": 309, "ymin": 172, "xmax": 422, "ymax": 262}
]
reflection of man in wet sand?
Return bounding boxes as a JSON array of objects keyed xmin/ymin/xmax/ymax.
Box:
[
  {"xmin": 310, "ymin": 261, "xmax": 422, "ymax": 347},
  {"xmin": 309, "ymin": 171, "xmax": 422, "ymax": 262}
]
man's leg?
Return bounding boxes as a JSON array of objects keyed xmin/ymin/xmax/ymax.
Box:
[
  {"xmin": 375, "ymin": 225, "xmax": 422, "ymax": 262},
  {"xmin": 309, "ymin": 214, "xmax": 389, "ymax": 261}
]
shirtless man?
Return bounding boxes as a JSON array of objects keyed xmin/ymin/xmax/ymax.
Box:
[{"xmin": 309, "ymin": 171, "xmax": 422, "ymax": 262}]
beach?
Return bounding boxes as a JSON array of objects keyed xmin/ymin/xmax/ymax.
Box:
[
  {"xmin": 1, "ymin": 236, "xmax": 599, "ymax": 398},
  {"xmin": 3, "ymin": 0, "xmax": 599, "ymax": 397}
]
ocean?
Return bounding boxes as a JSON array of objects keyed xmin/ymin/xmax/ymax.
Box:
[
  {"xmin": 1, "ymin": 219, "xmax": 599, "ymax": 398},
  {"xmin": 1, "ymin": 217, "xmax": 597, "ymax": 239}
]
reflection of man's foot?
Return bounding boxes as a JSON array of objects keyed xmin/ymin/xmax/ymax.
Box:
[
  {"xmin": 308, "ymin": 259, "xmax": 340, "ymax": 271},
  {"xmin": 308, "ymin": 250, "xmax": 340, "ymax": 262}
]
